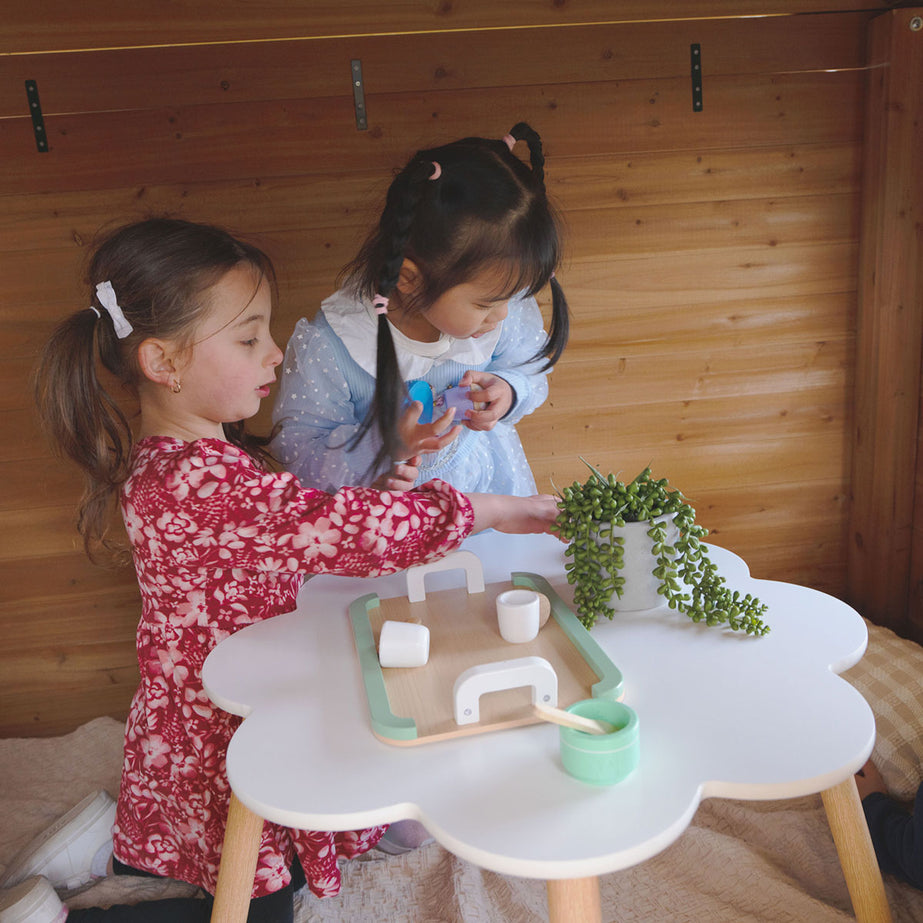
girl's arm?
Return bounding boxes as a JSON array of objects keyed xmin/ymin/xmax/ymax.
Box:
[
  {"xmin": 469, "ymin": 293, "xmax": 551, "ymax": 427},
  {"xmin": 135, "ymin": 442, "xmax": 560, "ymax": 583},
  {"xmin": 273, "ymin": 319, "xmax": 461, "ymax": 490},
  {"xmin": 272, "ymin": 319, "xmax": 379, "ymax": 491},
  {"xmin": 468, "ymin": 492, "xmax": 560, "ymax": 536}
]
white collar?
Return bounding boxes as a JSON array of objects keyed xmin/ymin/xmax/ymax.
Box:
[{"xmin": 322, "ymin": 288, "xmax": 503, "ymax": 379}]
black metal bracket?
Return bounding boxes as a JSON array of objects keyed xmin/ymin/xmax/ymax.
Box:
[
  {"xmin": 25, "ymin": 79, "xmax": 49, "ymax": 152},
  {"xmin": 690, "ymin": 44, "xmax": 703, "ymax": 112},
  {"xmin": 351, "ymin": 59, "xmax": 368, "ymax": 131}
]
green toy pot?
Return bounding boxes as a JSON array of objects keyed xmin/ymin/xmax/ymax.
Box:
[{"xmin": 559, "ymin": 699, "xmax": 640, "ymax": 785}]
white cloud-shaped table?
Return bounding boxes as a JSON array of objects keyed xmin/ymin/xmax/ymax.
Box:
[{"xmin": 203, "ymin": 532, "xmax": 889, "ymax": 923}]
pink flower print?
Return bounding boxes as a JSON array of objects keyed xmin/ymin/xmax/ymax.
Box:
[
  {"xmin": 122, "ymin": 502, "xmax": 143, "ymax": 538},
  {"xmin": 146, "ymin": 675, "xmax": 170, "ymax": 711},
  {"xmin": 156, "ymin": 509, "xmax": 198, "ymax": 545},
  {"xmin": 192, "ymin": 528, "xmax": 218, "ymax": 551},
  {"xmin": 359, "ymin": 510, "xmax": 402, "ymax": 557},
  {"xmin": 141, "ymin": 524, "xmax": 168, "ymax": 558},
  {"xmin": 389, "ymin": 499, "xmax": 411, "ymax": 519},
  {"xmin": 170, "ymin": 750, "xmax": 202, "ymax": 781},
  {"xmin": 290, "ymin": 518, "xmax": 341, "ymax": 560},
  {"xmin": 216, "ymin": 528, "xmax": 248, "ymax": 561},
  {"xmin": 157, "ymin": 651, "xmax": 191, "ymax": 686},
  {"xmin": 174, "ymin": 591, "xmax": 208, "ymax": 628},
  {"xmin": 253, "ymin": 854, "xmax": 290, "ymax": 894},
  {"xmin": 185, "ymin": 463, "xmax": 226, "ymax": 492},
  {"xmin": 182, "ymin": 685, "xmax": 215, "ymax": 721},
  {"xmin": 141, "ymin": 833, "xmax": 182, "ymax": 865},
  {"xmin": 306, "ymin": 870, "xmax": 341, "ymax": 899},
  {"xmin": 141, "ymin": 733, "xmax": 172, "ymax": 770}
]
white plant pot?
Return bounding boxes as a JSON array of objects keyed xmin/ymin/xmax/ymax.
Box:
[{"xmin": 598, "ymin": 515, "xmax": 679, "ymax": 612}]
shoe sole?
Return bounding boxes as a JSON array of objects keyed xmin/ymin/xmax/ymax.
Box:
[
  {"xmin": 0, "ymin": 876, "xmax": 67, "ymax": 923},
  {"xmin": 0, "ymin": 791, "xmax": 115, "ymax": 890}
]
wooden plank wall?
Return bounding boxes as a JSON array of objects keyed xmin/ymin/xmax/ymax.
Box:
[
  {"xmin": 848, "ymin": 7, "xmax": 923, "ymax": 643},
  {"xmin": 0, "ymin": 2, "xmax": 898, "ymax": 736}
]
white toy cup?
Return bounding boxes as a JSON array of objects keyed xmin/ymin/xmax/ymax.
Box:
[
  {"xmin": 378, "ymin": 620, "xmax": 430, "ymax": 668},
  {"xmin": 496, "ymin": 589, "xmax": 541, "ymax": 643}
]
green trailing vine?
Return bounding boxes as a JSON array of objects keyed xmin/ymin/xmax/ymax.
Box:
[{"xmin": 554, "ymin": 461, "xmax": 769, "ymax": 636}]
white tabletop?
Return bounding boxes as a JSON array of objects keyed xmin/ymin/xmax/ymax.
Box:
[{"xmin": 203, "ymin": 531, "xmax": 874, "ymax": 881}]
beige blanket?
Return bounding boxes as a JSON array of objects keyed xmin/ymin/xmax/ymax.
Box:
[{"xmin": 2, "ymin": 716, "xmax": 923, "ymax": 922}]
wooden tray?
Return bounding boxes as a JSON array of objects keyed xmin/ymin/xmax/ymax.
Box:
[{"xmin": 349, "ymin": 572, "xmax": 623, "ymax": 746}]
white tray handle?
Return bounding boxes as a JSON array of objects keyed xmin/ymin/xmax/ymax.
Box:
[
  {"xmin": 453, "ymin": 656, "xmax": 558, "ymax": 726},
  {"xmin": 406, "ymin": 550, "xmax": 485, "ymax": 602}
]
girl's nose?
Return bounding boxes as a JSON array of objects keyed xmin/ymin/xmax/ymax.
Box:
[{"xmin": 267, "ymin": 340, "xmax": 284, "ymax": 367}]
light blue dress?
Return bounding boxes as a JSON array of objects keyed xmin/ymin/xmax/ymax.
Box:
[{"xmin": 272, "ymin": 288, "xmax": 551, "ymax": 496}]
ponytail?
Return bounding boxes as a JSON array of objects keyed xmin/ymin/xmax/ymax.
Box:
[
  {"xmin": 543, "ymin": 275, "xmax": 569, "ymax": 369},
  {"xmin": 506, "ymin": 122, "xmax": 569, "ymax": 370},
  {"xmin": 508, "ymin": 121, "xmax": 545, "ymax": 185},
  {"xmin": 33, "ymin": 308, "xmax": 134, "ymax": 564}
]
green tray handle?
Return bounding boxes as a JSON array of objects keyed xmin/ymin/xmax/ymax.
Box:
[
  {"xmin": 512, "ymin": 573, "xmax": 624, "ymax": 701},
  {"xmin": 348, "ymin": 592, "xmax": 419, "ymax": 742}
]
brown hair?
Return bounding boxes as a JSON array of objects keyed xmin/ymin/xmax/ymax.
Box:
[{"xmin": 33, "ymin": 217, "xmax": 277, "ymax": 564}]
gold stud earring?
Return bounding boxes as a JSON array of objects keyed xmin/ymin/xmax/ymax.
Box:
[{"xmin": 171, "ymin": 378, "xmax": 182, "ymax": 394}]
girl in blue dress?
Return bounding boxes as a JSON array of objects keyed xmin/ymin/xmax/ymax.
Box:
[{"xmin": 273, "ymin": 122, "xmax": 568, "ymax": 496}]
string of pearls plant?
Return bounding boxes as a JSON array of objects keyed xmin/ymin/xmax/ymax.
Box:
[{"xmin": 554, "ymin": 461, "xmax": 770, "ymax": 636}]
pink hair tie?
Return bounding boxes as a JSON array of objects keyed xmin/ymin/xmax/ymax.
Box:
[
  {"xmin": 429, "ymin": 161, "xmax": 442, "ymax": 180},
  {"xmin": 502, "ymin": 133, "xmax": 516, "ymax": 151},
  {"xmin": 372, "ymin": 294, "xmax": 390, "ymax": 315}
]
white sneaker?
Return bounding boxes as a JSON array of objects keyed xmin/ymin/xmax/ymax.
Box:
[
  {"xmin": 0, "ymin": 877, "xmax": 67, "ymax": 923},
  {"xmin": 0, "ymin": 791, "xmax": 116, "ymax": 890}
]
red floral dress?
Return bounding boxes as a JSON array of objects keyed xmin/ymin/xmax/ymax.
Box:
[{"xmin": 111, "ymin": 436, "xmax": 474, "ymax": 899}]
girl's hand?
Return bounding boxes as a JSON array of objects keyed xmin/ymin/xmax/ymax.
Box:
[
  {"xmin": 398, "ymin": 401, "xmax": 462, "ymax": 458},
  {"xmin": 457, "ymin": 371, "xmax": 514, "ymax": 431},
  {"xmin": 468, "ymin": 493, "xmax": 562, "ymax": 536},
  {"xmin": 372, "ymin": 456, "xmax": 421, "ymax": 492}
]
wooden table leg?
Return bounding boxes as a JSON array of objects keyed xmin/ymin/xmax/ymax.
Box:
[
  {"xmin": 821, "ymin": 777, "xmax": 893, "ymax": 923},
  {"xmin": 547, "ymin": 876, "xmax": 602, "ymax": 923},
  {"xmin": 210, "ymin": 792, "xmax": 265, "ymax": 923}
]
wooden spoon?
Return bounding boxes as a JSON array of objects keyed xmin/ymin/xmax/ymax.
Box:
[{"xmin": 532, "ymin": 702, "xmax": 615, "ymax": 735}]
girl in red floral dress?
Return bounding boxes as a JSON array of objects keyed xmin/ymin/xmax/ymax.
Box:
[{"xmin": 19, "ymin": 218, "xmax": 558, "ymax": 923}]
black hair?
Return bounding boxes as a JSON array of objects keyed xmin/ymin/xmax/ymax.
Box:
[{"xmin": 341, "ymin": 122, "xmax": 569, "ymax": 479}]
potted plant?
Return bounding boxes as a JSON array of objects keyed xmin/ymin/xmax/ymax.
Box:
[{"xmin": 554, "ymin": 461, "xmax": 769, "ymax": 636}]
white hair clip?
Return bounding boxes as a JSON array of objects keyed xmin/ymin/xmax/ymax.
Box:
[{"xmin": 93, "ymin": 280, "xmax": 133, "ymax": 339}]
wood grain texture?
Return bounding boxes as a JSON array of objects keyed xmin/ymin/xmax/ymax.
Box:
[
  {"xmin": 847, "ymin": 7, "xmax": 923, "ymax": 640},
  {"xmin": 0, "ymin": 13, "xmax": 875, "ymax": 119},
  {"xmin": 0, "ymin": 7, "xmax": 889, "ymax": 734},
  {"xmin": 821, "ymin": 778, "xmax": 894, "ymax": 923},
  {"xmin": 1, "ymin": 1, "xmax": 889, "ymax": 56},
  {"xmin": 0, "ymin": 71, "xmax": 864, "ymax": 197}
]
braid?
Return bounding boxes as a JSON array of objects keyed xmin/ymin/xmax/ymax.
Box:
[
  {"xmin": 376, "ymin": 162, "xmax": 430, "ymax": 293},
  {"xmin": 350, "ymin": 159, "xmax": 435, "ymax": 479}
]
